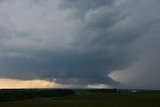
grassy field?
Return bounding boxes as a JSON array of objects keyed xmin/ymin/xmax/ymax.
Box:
[{"xmin": 0, "ymin": 93, "xmax": 160, "ymax": 107}]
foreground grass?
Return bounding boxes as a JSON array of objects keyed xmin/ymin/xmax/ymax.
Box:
[{"xmin": 0, "ymin": 93, "xmax": 160, "ymax": 107}]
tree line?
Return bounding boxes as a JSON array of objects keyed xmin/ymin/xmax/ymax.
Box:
[{"xmin": 0, "ymin": 89, "xmax": 75, "ymax": 102}]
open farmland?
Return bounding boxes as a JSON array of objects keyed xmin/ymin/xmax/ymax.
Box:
[{"xmin": 0, "ymin": 92, "xmax": 160, "ymax": 107}]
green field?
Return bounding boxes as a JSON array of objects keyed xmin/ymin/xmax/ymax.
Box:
[{"xmin": 0, "ymin": 93, "xmax": 160, "ymax": 107}]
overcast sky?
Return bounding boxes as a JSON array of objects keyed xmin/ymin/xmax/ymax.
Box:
[{"xmin": 0, "ymin": 0, "xmax": 160, "ymax": 89}]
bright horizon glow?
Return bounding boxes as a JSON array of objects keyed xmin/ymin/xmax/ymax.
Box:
[
  {"xmin": 0, "ymin": 78, "xmax": 57, "ymax": 89},
  {"xmin": 87, "ymin": 84, "xmax": 112, "ymax": 89},
  {"xmin": 0, "ymin": 78, "xmax": 112, "ymax": 89}
]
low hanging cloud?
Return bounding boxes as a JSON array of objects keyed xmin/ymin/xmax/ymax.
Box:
[{"xmin": 0, "ymin": 0, "xmax": 160, "ymax": 89}]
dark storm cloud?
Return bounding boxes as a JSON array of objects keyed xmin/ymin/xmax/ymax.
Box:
[
  {"xmin": 0, "ymin": 0, "xmax": 160, "ymax": 89},
  {"xmin": 58, "ymin": 0, "xmax": 160, "ymax": 88}
]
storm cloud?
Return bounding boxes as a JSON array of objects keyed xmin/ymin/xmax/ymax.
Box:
[{"xmin": 0, "ymin": 0, "xmax": 160, "ymax": 89}]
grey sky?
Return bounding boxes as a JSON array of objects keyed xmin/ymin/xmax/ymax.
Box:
[{"xmin": 0, "ymin": 0, "xmax": 160, "ymax": 89}]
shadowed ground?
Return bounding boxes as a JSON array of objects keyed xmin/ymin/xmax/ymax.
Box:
[{"xmin": 0, "ymin": 93, "xmax": 160, "ymax": 107}]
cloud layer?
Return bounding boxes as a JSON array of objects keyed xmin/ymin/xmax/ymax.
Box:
[{"xmin": 0, "ymin": 0, "xmax": 160, "ymax": 89}]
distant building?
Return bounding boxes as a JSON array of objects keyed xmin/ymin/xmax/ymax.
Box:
[
  {"xmin": 117, "ymin": 89, "xmax": 140, "ymax": 93},
  {"xmin": 129, "ymin": 89, "xmax": 140, "ymax": 93}
]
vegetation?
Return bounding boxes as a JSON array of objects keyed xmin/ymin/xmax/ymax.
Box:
[
  {"xmin": 0, "ymin": 89, "xmax": 160, "ymax": 107},
  {"xmin": 0, "ymin": 89, "xmax": 75, "ymax": 102}
]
